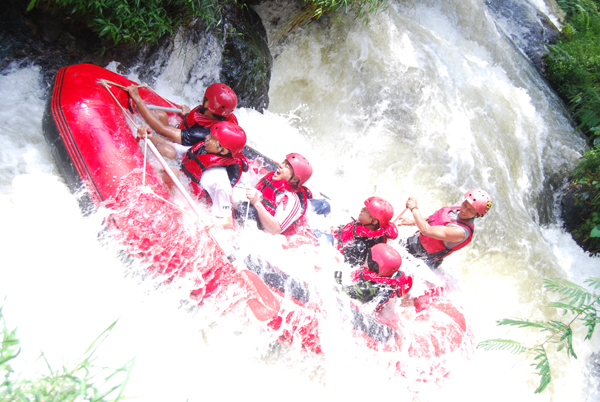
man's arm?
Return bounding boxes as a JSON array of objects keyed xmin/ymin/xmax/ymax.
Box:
[
  {"xmin": 407, "ymin": 197, "xmax": 466, "ymax": 243},
  {"xmin": 126, "ymin": 85, "xmax": 183, "ymax": 144},
  {"xmin": 246, "ymin": 188, "xmax": 282, "ymax": 235}
]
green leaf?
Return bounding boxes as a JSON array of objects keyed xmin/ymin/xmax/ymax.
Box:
[
  {"xmin": 26, "ymin": 0, "xmax": 37, "ymax": 13},
  {"xmin": 497, "ymin": 318, "xmax": 547, "ymax": 329},
  {"xmin": 591, "ymin": 225, "xmax": 600, "ymax": 237},
  {"xmin": 477, "ymin": 339, "xmax": 527, "ymax": 354},
  {"xmin": 531, "ymin": 346, "xmax": 551, "ymax": 393},
  {"xmin": 549, "ymin": 301, "xmax": 581, "ymax": 314}
]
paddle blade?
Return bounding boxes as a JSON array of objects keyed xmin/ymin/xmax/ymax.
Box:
[{"xmin": 238, "ymin": 270, "xmax": 280, "ymax": 321}]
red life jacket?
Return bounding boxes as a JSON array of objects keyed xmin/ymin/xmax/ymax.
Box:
[
  {"xmin": 350, "ymin": 268, "xmax": 413, "ymax": 310},
  {"xmin": 180, "ymin": 142, "xmax": 248, "ymax": 199},
  {"xmin": 334, "ymin": 221, "xmax": 398, "ymax": 267},
  {"xmin": 335, "ymin": 220, "xmax": 398, "ymax": 253},
  {"xmin": 419, "ymin": 204, "xmax": 474, "ymax": 259},
  {"xmin": 183, "ymin": 105, "xmax": 238, "ymax": 130},
  {"xmin": 255, "ymin": 172, "xmax": 313, "ymax": 230}
]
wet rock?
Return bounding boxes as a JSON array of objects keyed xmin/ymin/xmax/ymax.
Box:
[
  {"xmin": 222, "ymin": 3, "xmax": 272, "ymax": 111},
  {"xmin": 0, "ymin": 0, "xmax": 272, "ymax": 112},
  {"xmin": 560, "ymin": 183, "xmax": 585, "ymax": 235},
  {"xmin": 485, "ymin": 0, "xmax": 563, "ymax": 72}
]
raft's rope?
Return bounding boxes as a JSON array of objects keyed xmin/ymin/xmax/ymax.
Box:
[
  {"xmin": 100, "ymin": 79, "xmax": 178, "ymax": 108},
  {"xmin": 99, "ymin": 79, "xmax": 203, "ymax": 221},
  {"xmin": 99, "ymin": 79, "xmax": 236, "ymax": 261}
]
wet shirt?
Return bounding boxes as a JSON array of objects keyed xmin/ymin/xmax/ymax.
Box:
[
  {"xmin": 443, "ymin": 210, "xmax": 473, "ymax": 249},
  {"xmin": 273, "ymin": 191, "xmax": 302, "ymax": 233}
]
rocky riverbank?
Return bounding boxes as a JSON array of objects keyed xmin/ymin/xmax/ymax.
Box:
[{"xmin": 0, "ymin": 0, "xmax": 272, "ymax": 111}]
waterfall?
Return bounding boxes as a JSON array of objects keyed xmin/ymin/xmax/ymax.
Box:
[{"xmin": 1, "ymin": 0, "xmax": 598, "ymax": 400}]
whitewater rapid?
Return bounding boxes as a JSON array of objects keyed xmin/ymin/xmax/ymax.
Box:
[{"xmin": 1, "ymin": 0, "xmax": 599, "ymax": 400}]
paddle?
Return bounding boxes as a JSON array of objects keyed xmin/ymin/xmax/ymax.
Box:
[
  {"xmin": 393, "ymin": 207, "xmax": 408, "ymax": 223},
  {"xmin": 147, "ymin": 105, "xmax": 183, "ymax": 113},
  {"xmin": 138, "ymin": 135, "xmax": 280, "ymax": 320},
  {"xmin": 100, "ymin": 79, "xmax": 280, "ymax": 321}
]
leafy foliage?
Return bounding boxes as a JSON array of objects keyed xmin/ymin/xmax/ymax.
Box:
[
  {"xmin": 545, "ymin": 0, "xmax": 600, "ymax": 142},
  {"xmin": 26, "ymin": 0, "xmax": 233, "ymax": 46},
  {"xmin": 570, "ymin": 146, "xmax": 600, "ymax": 253},
  {"xmin": 279, "ymin": 0, "xmax": 390, "ymax": 36},
  {"xmin": 0, "ymin": 305, "xmax": 133, "ymax": 401},
  {"xmin": 545, "ymin": 0, "xmax": 600, "ymax": 253},
  {"xmin": 477, "ymin": 277, "xmax": 600, "ymax": 394}
]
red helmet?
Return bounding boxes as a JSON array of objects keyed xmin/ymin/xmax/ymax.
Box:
[
  {"xmin": 204, "ymin": 83, "xmax": 237, "ymax": 118},
  {"xmin": 286, "ymin": 153, "xmax": 312, "ymax": 186},
  {"xmin": 368, "ymin": 243, "xmax": 402, "ymax": 277},
  {"xmin": 464, "ymin": 189, "xmax": 492, "ymax": 217},
  {"xmin": 211, "ymin": 121, "xmax": 246, "ymax": 157},
  {"xmin": 364, "ymin": 197, "xmax": 394, "ymax": 226}
]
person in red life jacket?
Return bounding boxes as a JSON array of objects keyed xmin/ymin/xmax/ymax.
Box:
[
  {"xmin": 334, "ymin": 243, "xmax": 413, "ymax": 311},
  {"xmin": 317, "ymin": 197, "xmax": 399, "ymax": 267},
  {"xmin": 126, "ymin": 83, "xmax": 238, "ymax": 160},
  {"xmin": 234, "ymin": 153, "xmax": 313, "ymax": 235},
  {"xmin": 138, "ymin": 121, "xmax": 247, "ymax": 229},
  {"xmin": 395, "ymin": 189, "xmax": 493, "ymax": 269}
]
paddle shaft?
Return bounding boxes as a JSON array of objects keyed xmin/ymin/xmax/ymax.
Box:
[
  {"xmin": 393, "ymin": 207, "xmax": 408, "ymax": 223},
  {"xmin": 101, "ymin": 78, "xmax": 278, "ymax": 319},
  {"xmin": 147, "ymin": 105, "xmax": 183, "ymax": 113}
]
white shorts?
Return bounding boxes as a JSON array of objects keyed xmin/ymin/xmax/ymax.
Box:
[
  {"xmin": 173, "ymin": 142, "xmax": 191, "ymax": 160},
  {"xmin": 200, "ymin": 167, "xmax": 233, "ymax": 218}
]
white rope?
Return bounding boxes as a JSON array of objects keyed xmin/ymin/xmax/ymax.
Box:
[{"xmin": 99, "ymin": 80, "xmax": 234, "ymax": 249}]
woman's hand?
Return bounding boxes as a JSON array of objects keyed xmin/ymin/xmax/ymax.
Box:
[
  {"xmin": 246, "ymin": 188, "xmax": 261, "ymax": 206},
  {"xmin": 406, "ymin": 196, "xmax": 418, "ymax": 212}
]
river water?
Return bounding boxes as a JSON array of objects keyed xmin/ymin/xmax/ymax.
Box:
[{"xmin": 1, "ymin": 0, "xmax": 599, "ymax": 401}]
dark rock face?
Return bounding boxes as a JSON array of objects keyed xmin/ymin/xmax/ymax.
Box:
[
  {"xmin": 0, "ymin": 0, "xmax": 127, "ymax": 84},
  {"xmin": 0, "ymin": 0, "xmax": 272, "ymax": 112},
  {"xmin": 222, "ymin": 3, "xmax": 272, "ymax": 111},
  {"xmin": 485, "ymin": 0, "xmax": 563, "ymax": 72},
  {"xmin": 561, "ymin": 184, "xmax": 585, "ymax": 235}
]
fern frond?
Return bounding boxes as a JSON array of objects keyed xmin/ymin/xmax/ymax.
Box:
[
  {"xmin": 497, "ymin": 318, "xmax": 546, "ymax": 329},
  {"xmin": 566, "ymin": 327, "xmax": 576, "ymax": 358},
  {"xmin": 548, "ymin": 320, "xmax": 568, "ymax": 331},
  {"xmin": 544, "ymin": 278, "xmax": 593, "ymax": 308},
  {"xmin": 585, "ymin": 277, "xmax": 600, "ymax": 290},
  {"xmin": 531, "ymin": 346, "xmax": 551, "ymax": 393},
  {"xmin": 583, "ymin": 307, "xmax": 600, "ymax": 340},
  {"xmin": 549, "ymin": 301, "xmax": 582, "ymax": 314},
  {"xmin": 477, "ymin": 339, "xmax": 527, "ymax": 354}
]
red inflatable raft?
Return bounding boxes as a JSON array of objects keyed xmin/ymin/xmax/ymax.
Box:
[{"xmin": 43, "ymin": 63, "xmax": 474, "ymax": 383}]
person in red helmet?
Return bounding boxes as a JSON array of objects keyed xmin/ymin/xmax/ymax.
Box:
[
  {"xmin": 126, "ymin": 83, "xmax": 239, "ymax": 160},
  {"xmin": 395, "ymin": 189, "xmax": 493, "ymax": 269},
  {"xmin": 318, "ymin": 197, "xmax": 399, "ymax": 267},
  {"xmin": 137, "ymin": 121, "xmax": 247, "ymax": 229},
  {"xmin": 235, "ymin": 153, "xmax": 313, "ymax": 235},
  {"xmin": 334, "ymin": 243, "xmax": 413, "ymax": 311}
]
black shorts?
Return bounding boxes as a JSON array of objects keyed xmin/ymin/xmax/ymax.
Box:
[
  {"xmin": 181, "ymin": 125, "xmax": 210, "ymax": 147},
  {"xmin": 403, "ymin": 234, "xmax": 443, "ymax": 269}
]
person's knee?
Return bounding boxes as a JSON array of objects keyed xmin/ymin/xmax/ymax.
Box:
[
  {"xmin": 157, "ymin": 143, "xmax": 177, "ymax": 160},
  {"xmin": 155, "ymin": 110, "xmax": 169, "ymax": 126}
]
